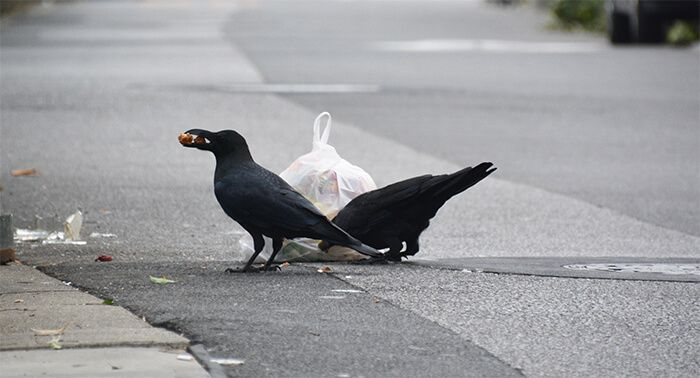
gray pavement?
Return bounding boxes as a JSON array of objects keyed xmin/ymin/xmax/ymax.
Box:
[{"xmin": 1, "ymin": 1, "xmax": 699, "ymax": 377}]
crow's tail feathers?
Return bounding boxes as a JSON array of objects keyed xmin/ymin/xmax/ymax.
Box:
[
  {"xmin": 430, "ymin": 162, "xmax": 496, "ymax": 202},
  {"xmin": 312, "ymin": 221, "xmax": 382, "ymax": 257}
]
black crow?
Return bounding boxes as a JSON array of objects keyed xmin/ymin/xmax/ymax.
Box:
[
  {"xmin": 319, "ymin": 163, "xmax": 496, "ymax": 262},
  {"xmin": 179, "ymin": 129, "xmax": 382, "ymax": 272}
]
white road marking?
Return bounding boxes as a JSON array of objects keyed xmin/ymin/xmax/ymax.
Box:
[
  {"xmin": 213, "ymin": 83, "xmax": 381, "ymax": 94},
  {"xmin": 370, "ymin": 39, "xmax": 605, "ymax": 53}
]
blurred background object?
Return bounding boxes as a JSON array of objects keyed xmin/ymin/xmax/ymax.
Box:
[{"xmin": 604, "ymin": 0, "xmax": 700, "ymax": 44}]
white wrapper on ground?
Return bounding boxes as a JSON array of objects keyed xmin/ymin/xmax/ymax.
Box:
[{"xmin": 238, "ymin": 112, "xmax": 377, "ymax": 262}]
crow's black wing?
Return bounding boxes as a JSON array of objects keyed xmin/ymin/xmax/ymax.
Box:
[
  {"xmin": 214, "ymin": 167, "xmax": 327, "ymax": 236},
  {"xmin": 332, "ymin": 174, "xmax": 435, "ymax": 233}
]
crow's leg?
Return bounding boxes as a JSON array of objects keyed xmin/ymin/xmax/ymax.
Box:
[
  {"xmin": 384, "ymin": 238, "xmax": 405, "ymax": 262},
  {"xmin": 400, "ymin": 237, "xmax": 420, "ymax": 259},
  {"xmin": 262, "ymin": 238, "xmax": 284, "ymax": 271},
  {"xmin": 227, "ymin": 232, "xmax": 265, "ymax": 273}
]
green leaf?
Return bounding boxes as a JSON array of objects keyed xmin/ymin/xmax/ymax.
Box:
[
  {"xmin": 102, "ymin": 299, "xmax": 114, "ymax": 305},
  {"xmin": 47, "ymin": 337, "xmax": 62, "ymax": 350},
  {"xmin": 149, "ymin": 275, "xmax": 176, "ymax": 284}
]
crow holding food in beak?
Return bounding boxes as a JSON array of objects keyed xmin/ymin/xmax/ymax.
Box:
[
  {"xmin": 179, "ymin": 129, "xmax": 382, "ymax": 272},
  {"xmin": 319, "ymin": 163, "xmax": 496, "ymax": 262}
]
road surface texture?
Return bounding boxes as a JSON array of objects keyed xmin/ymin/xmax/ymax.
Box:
[{"xmin": 1, "ymin": 1, "xmax": 698, "ymax": 377}]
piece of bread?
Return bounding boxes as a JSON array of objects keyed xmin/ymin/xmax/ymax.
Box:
[{"xmin": 178, "ymin": 133, "xmax": 194, "ymax": 145}]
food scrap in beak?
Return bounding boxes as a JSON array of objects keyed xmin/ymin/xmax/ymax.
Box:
[{"xmin": 178, "ymin": 133, "xmax": 208, "ymax": 146}]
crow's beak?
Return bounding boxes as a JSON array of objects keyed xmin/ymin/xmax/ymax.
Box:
[{"xmin": 179, "ymin": 129, "xmax": 214, "ymax": 150}]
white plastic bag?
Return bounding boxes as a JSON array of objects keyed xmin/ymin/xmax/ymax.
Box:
[{"xmin": 238, "ymin": 112, "xmax": 377, "ymax": 262}]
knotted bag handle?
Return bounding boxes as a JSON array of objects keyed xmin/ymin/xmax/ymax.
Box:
[{"xmin": 313, "ymin": 112, "xmax": 332, "ymax": 149}]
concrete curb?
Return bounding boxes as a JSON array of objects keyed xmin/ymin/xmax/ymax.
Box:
[{"xmin": 0, "ymin": 263, "xmax": 211, "ymax": 377}]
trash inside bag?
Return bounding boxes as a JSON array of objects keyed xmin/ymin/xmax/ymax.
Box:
[{"xmin": 238, "ymin": 112, "xmax": 377, "ymax": 262}]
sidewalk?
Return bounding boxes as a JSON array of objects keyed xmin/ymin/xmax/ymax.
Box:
[{"xmin": 0, "ymin": 263, "xmax": 211, "ymax": 378}]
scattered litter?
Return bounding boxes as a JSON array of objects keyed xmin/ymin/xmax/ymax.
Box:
[
  {"xmin": 331, "ymin": 289, "xmax": 362, "ymax": 293},
  {"xmin": 309, "ymin": 331, "xmax": 320, "ymax": 337},
  {"xmin": 149, "ymin": 275, "xmax": 176, "ymax": 284},
  {"xmin": 372, "ymin": 297, "xmax": 381, "ymax": 304},
  {"xmin": 461, "ymin": 268, "xmax": 482, "ymax": 273},
  {"xmin": 99, "ymin": 208, "xmax": 112, "ymax": 215},
  {"xmin": 64, "ymin": 211, "xmax": 82, "ymax": 240},
  {"xmin": 95, "ymin": 255, "xmax": 113, "ymax": 262},
  {"xmin": 210, "ymin": 358, "xmax": 245, "ymax": 366},
  {"xmin": 47, "ymin": 336, "xmax": 62, "ymax": 350},
  {"xmin": 102, "ymin": 299, "xmax": 114, "ymax": 305},
  {"xmin": 11, "ymin": 168, "xmax": 38, "ymax": 177},
  {"xmin": 90, "ymin": 232, "xmax": 117, "ymax": 238},
  {"xmin": 14, "ymin": 229, "xmax": 50, "ymax": 242},
  {"xmin": 14, "ymin": 211, "xmax": 87, "ymax": 245},
  {"xmin": 43, "ymin": 231, "xmax": 87, "ymax": 245},
  {"xmin": 176, "ymin": 353, "xmax": 194, "ymax": 361},
  {"xmin": 14, "ymin": 299, "xmax": 24, "ymax": 303},
  {"xmin": 32, "ymin": 324, "xmax": 68, "ymax": 336},
  {"xmin": 61, "ymin": 281, "xmax": 72, "ymax": 286},
  {"xmin": 318, "ymin": 295, "xmax": 346, "ymax": 300},
  {"xmin": 317, "ymin": 266, "xmax": 333, "ymax": 273},
  {"xmin": 280, "ymin": 262, "xmax": 290, "ymax": 268}
]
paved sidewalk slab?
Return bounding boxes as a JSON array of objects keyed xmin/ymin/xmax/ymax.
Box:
[
  {"xmin": 0, "ymin": 347, "xmax": 210, "ymax": 378},
  {"xmin": 0, "ymin": 264, "xmax": 188, "ymax": 351}
]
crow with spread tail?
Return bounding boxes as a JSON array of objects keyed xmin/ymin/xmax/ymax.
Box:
[
  {"xmin": 320, "ymin": 163, "xmax": 496, "ymax": 262},
  {"xmin": 180, "ymin": 129, "xmax": 382, "ymax": 272}
]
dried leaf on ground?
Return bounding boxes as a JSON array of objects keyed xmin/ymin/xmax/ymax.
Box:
[
  {"xmin": 316, "ymin": 266, "xmax": 332, "ymax": 273},
  {"xmin": 11, "ymin": 168, "xmax": 38, "ymax": 176},
  {"xmin": 149, "ymin": 275, "xmax": 176, "ymax": 284},
  {"xmin": 14, "ymin": 299, "xmax": 24, "ymax": 303},
  {"xmin": 32, "ymin": 324, "xmax": 68, "ymax": 336}
]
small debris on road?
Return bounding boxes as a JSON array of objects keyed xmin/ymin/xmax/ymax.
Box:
[
  {"xmin": 14, "ymin": 299, "xmax": 24, "ymax": 304},
  {"xmin": 210, "ymin": 358, "xmax": 245, "ymax": 366},
  {"xmin": 47, "ymin": 335, "xmax": 62, "ymax": 350},
  {"xmin": 149, "ymin": 275, "xmax": 176, "ymax": 284},
  {"xmin": 176, "ymin": 353, "xmax": 194, "ymax": 361},
  {"xmin": 318, "ymin": 295, "xmax": 346, "ymax": 300},
  {"xmin": 331, "ymin": 289, "xmax": 362, "ymax": 293},
  {"xmin": 102, "ymin": 299, "xmax": 114, "ymax": 305},
  {"xmin": 95, "ymin": 255, "xmax": 113, "ymax": 262},
  {"xmin": 90, "ymin": 232, "xmax": 117, "ymax": 238},
  {"xmin": 372, "ymin": 297, "xmax": 381, "ymax": 304},
  {"xmin": 11, "ymin": 168, "xmax": 38, "ymax": 176},
  {"xmin": 317, "ymin": 266, "xmax": 333, "ymax": 273},
  {"xmin": 14, "ymin": 210, "xmax": 87, "ymax": 245}
]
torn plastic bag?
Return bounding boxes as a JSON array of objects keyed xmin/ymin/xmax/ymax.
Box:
[{"xmin": 237, "ymin": 112, "xmax": 377, "ymax": 262}]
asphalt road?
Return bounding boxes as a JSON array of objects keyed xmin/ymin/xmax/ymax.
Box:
[
  {"xmin": 1, "ymin": 1, "xmax": 699, "ymax": 377},
  {"xmin": 225, "ymin": 0, "xmax": 700, "ymax": 237}
]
